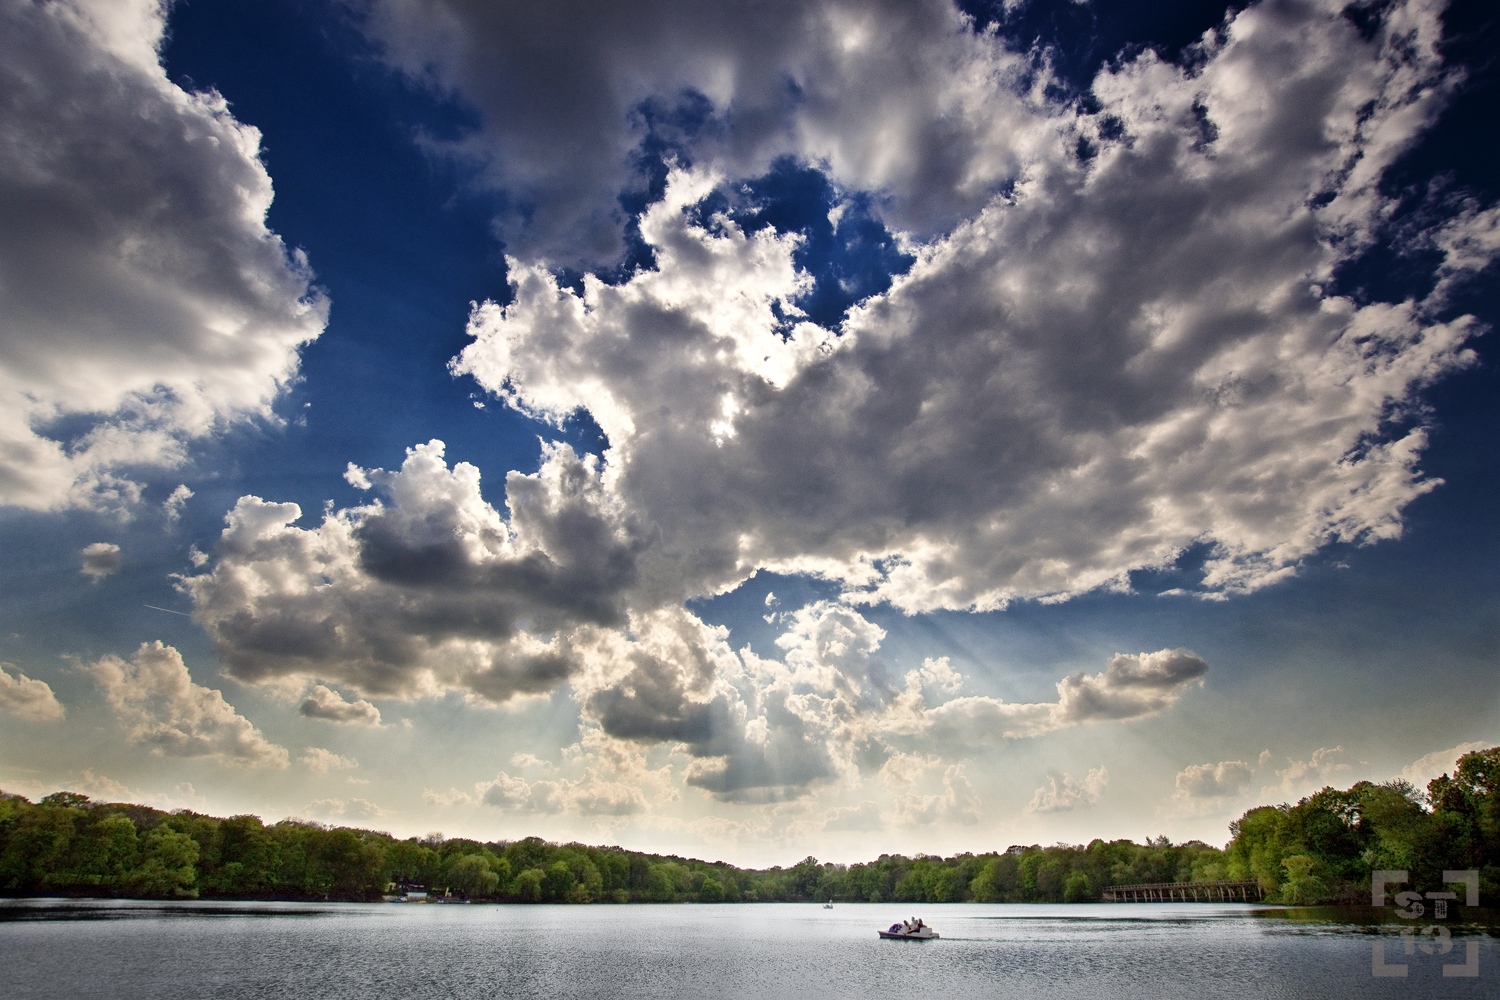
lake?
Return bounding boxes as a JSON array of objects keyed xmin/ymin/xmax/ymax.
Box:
[{"xmin": 2, "ymin": 900, "xmax": 1495, "ymax": 999}]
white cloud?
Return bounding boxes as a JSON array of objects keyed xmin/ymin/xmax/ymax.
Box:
[
  {"xmin": 308, "ymin": 797, "xmax": 386, "ymax": 821},
  {"xmin": 916, "ymin": 647, "xmax": 1208, "ymax": 747},
  {"xmin": 476, "ymin": 769, "xmax": 648, "ymax": 816},
  {"xmin": 85, "ymin": 640, "xmax": 289, "ymax": 767},
  {"xmin": 64, "ymin": 771, "xmax": 206, "ymax": 812},
  {"xmin": 69, "ymin": 769, "xmax": 132, "ymax": 801},
  {"xmin": 917, "ymin": 657, "xmax": 964, "ymax": 695},
  {"xmin": 300, "ymin": 747, "xmax": 359, "ymax": 773},
  {"xmin": 892, "ymin": 763, "xmax": 981, "ymax": 826},
  {"xmin": 445, "ymin": 0, "xmax": 1488, "ymax": 616},
  {"xmin": 1268, "ymin": 745, "xmax": 1350, "ymax": 797},
  {"xmin": 822, "ymin": 799, "xmax": 883, "ymax": 832},
  {"xmin": 162, "ymin": 485, "xmax": 193, "ymax": 525},
  {"xmin": 299, "ymin": 685, "xmax": 383, "ymax": 727},
  {"xmin": 179, "ymin": 0, "xmax": 1497, "ymax": 814},
  {"xmin": 0, "ymin": 663, "xmax": 65, "ymax": 721},
  {"xmin": 0, "ymin": 0, "xmax": 327, "ymax": 512},
  {"xmin": 1174, "ymin": 760, "xmax": 1253, "ymax": 798},
  {"xmin": 420, "ymin": 787, "xmax": 477, "ymax": 808},
  {"xmin": 1053, "ymin": 649, "xmax": 1210, "ymax": 724},
  {"xmin": 183, "ymin": 439, "xmax": 639, "ymax": 700},
  {"xmin": 877, "ymin": 751, "xmax": 944, "ymax": 789},
  {"xmin": 359, "ymin": 0, "xmax": 1045, "ymax": 266},
  {"xmin": 509, "ymin": 752, "xmax": 555, "ymax": 772},
  {"xmin": 1399, "ymin": 741, "xmax": 1493, "ymax": 787},
  {"xmin": 192, "ymin": 472, "xmax": 1206, "ymax": 802},
  {"xmin": 80, "ymin": 542, "xmax": 122, "ymax": 580},
  {"xmin": 1027, "ymin": 765, "xmax": 1108, "ymax": 813}
]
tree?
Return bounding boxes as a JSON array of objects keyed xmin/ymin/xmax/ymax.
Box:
[
  {"xmin": 641, "ymin": 865, "xmax": 673, "ymax": 902},
  {"xmin": 1279, "ymin": 855, "xmax": 1327, "ymax": 905},
  {"xmin": 544, "ymin": 860, "xmax": 576, "ymax": 901},
  {"xmin": 448, "ymin": 854, "xmax": 500, "ymax": 899},
  {"xmin": 40, "ymin": 792, "xmax": 91, "ymax": 809},
  {"xmin": 1063, "ymin": 871, "xmax": 1093, "ymax": 903},
  {"xmin": 0, "ymin": 803, "xmax": 78, "ymax": 891},
  {"xmin": 698, "ymin": 877, "xmax": 724, "ymax": 902},
  {"xmin": 92, "ymin": 815, "xmax": 140, "ymax": 890},
  {"xmin": 513, "ymin": 867, "xmax": 545, "ymax": 902},
  {"xmin": 128, "ymin": 826, "xmax": 199, "ymax": 898}
]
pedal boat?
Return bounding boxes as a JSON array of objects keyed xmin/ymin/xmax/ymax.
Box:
[{"xmin": 878, "ymin": 919, "xmax": 939, "ymax": 940}]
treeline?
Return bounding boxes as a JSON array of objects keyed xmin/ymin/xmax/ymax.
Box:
[
  {"xmin": 1223, "ymin": 746, "xmax": 1500, "ymax": 904},
  {"xmin": 2, "ymin": 746, "xmax": 1493, "ymax": 905}
]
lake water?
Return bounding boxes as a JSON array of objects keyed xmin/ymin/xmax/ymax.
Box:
[{"xmin": 2, "ymin": 899, "xmax": 1496, "ymax": 999}]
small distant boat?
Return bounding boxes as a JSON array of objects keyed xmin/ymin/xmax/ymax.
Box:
[{"xmin": 878, "ymin": 918, "xmax": 939, "ymax": 940}]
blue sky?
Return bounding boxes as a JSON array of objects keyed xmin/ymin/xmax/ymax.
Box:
[{"xmin": 0, "ymin": 0, "xmax": 1496, "ymax": 865}]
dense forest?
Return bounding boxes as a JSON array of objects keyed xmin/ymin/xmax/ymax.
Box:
[{"xmin": 3, "ymin": 747, "xmax": 1494, "ymax": 906}]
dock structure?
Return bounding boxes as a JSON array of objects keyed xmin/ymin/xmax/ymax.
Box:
[{"xmin": 1102, "ymin": 880, "xmax": 1264, "ymax": 902}]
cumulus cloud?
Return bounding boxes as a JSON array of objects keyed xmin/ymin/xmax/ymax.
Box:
[
  {"xmin": 162, "ymin": 485, "xmax": 193, "ymax": 525},
  {"xmin": 359, "ymin": 0, "xmax": 1044, "ymax": 266},
  {"xmin": 1399, "ymin": 741, "xmax": 1493, "ymax": 787},
  {"xmin": 822, "ymin": 799, "xmax": 883, "ymax": 832},
  {"xmin": 308, "ymin": 797, "xmax": 386, "ymax": 820},
  {"xmin": 299, "ymin": 685, "xmax": 383, "ymax": 727},
  {"xmin": 1053, "ymin": 650, "xmax": 1209, "ymax": 724},
  {"xmin": 1174, "ymin": 760, "xmax": 1253, "ymax": 798},
  {"xmin": 1027, "ymin": 765, "xmax": 1108, "ymax": 814},
  {"xmin": 917, "ymin": 648, "xmax": 1207, "ymax": 748},
  {"xmin": 0, "ymin": 663, "xmax": 65, "ymax": 721},
  {"xmin": 66, "ymin": 771, "xmax": 206, "ymax": 812},
  {"xmin": 80, "ymin": 542, "xmax": 122, "ymax": 580},
  {"xmin": 510, "ymin": 752, "xmax": 555, "ymax": 772},
  {"xmin": 300, "ymin": 747, "xmax": 359, "ymax": 773},
  {"xmin": 1269, "ymin": 745, "xmax": 1350, "ymax": 797},
  {"xmin": 183, "ymin": 0, "xmax": 1495, "ymax": 809},
  {"xmin": 892, "ymin": 763, "xmax": 981, "ymax": 826},
  {"xmin": 191, "ymin": 463, "xmax": 1206, "ymax": 803},
  {"xmin": 477, "ymin": 769, "xmax": 647, "ymax": 816},
  {"xmin": 575, "ymin": 606, "xmax": 1202, "ymax": 803},
  {"xmin": 85, "ymin": 641, "xmax": 289, "ymax": 767},
  {"xmin": 0, "ymin": 0, "xmax": 327, "ymax": 512},
  {"xmin": 183, "ymin": 439, "xmax": 640, "ymax": 700},
  {"xmin": 446, "ymin": 0, "xmax": 1492, "ymax": 614}
]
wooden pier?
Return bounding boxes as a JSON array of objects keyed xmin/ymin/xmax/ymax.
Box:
[{"xmin": 1102, "ymin": 880, "xmax": 1264, "ymax": 902}]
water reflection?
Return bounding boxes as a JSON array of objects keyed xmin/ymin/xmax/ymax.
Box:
[{"xmin": 1251, "ymin": 904, "xmax": 1500, "ymax": 935}]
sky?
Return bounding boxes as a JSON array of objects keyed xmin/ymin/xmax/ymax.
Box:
[{"xmin": 0, "ymin": 0, "xmax": 1496, "ymax": 868}]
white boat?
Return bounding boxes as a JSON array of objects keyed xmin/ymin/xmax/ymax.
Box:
[{"xmin": 878, "ymin": 918, "xmax": 939, "ymax": 940}]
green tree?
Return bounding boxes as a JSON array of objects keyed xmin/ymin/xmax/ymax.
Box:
[
  {"xmin": 448, "ymin": 854, "xmax": 500, "ymax": 898},
  {"xmin": 92, "ymin": 815, "xmax": 141, "ymax": 889},
  {"xmin": 0, "ymin": 803, "xmax": 78, "ymax": 891},
  {"xmin": 698, "ymin": 876, "xmax": 724, "ymax": 902},
  {"xmin": 128, "ymin": 826, "xmax": 200, "ymax": 898},
  {"xmin": 513, "ymin": 867, "xmax": 545, "ymax": 902},
  {"xmin": 641, "ymin": 864, "xmax": 673, "ymax": 902},
  {"xmin": 1279, "ymin": 854, "xmax": 1327, "ymax": 905},
  {"xmin": 1063, "ymin": 870, "xmax": 1094, "ymax": 902}
]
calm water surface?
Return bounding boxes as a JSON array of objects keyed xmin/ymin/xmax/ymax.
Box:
[{"xmin": 2, "ymin": 900, "xmax": 1496, "ymax": 999}]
